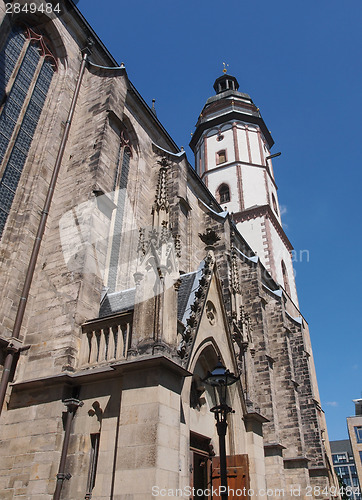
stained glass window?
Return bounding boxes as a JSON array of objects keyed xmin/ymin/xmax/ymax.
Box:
[{"xmin": 0, "ymin": 26, "xmax": 55, "ymax": 239}]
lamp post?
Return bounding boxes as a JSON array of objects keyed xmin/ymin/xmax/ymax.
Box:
[{"xmin": 203, "ymin": 360, "xmax": 239, "ymax": 500}]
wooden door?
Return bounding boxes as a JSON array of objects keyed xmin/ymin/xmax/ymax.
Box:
[{"xmin": 211, "ymin": 454, "xmax": 249, "ymax": 499}]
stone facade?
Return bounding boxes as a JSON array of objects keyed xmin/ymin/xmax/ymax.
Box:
[{"xmin": 0, "ymin": 2, "xmax": 337, "ymax": 499}]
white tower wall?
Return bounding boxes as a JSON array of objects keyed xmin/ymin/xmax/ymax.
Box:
[
  {"xmin": 241, "ymin": 165, "xmax": 268, "ymax": 208},
  {"xmin": 235, "ymin": 125, "xmax": 250, "ymax": 163},
  {"xmin": 206, "ymin": 164, "xmax": 241, "ymax": 214},
  {"xmin": 247, "ymin": 126, "xmax": 263, "ymax": 164}
]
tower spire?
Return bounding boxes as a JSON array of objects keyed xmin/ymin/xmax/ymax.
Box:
[{"xmin": 190, "ymin": 74, "xmax": 298, "ymax": 305}]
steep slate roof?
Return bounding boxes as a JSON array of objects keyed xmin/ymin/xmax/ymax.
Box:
[
  {"xmin": 99, "ymin": 288, "xmax": 136, "ymax": 317},
  {"xmin": 99, "ymin": 268, "xmax": 203, "ymax": 322},
  {"xmin": 177, "ymin": 271, "xmax": 198, "ymax": 322}
]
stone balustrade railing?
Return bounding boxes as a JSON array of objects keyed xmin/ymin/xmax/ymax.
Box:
[{"xmin": 80, "ymin": 313, "xmax": 132, "ymax": 367}]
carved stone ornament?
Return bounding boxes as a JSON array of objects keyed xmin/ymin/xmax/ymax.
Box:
[
  {"xmin": 198, "ymin": 228, "xmax": 221, "ymax": 246},
  {"xmin": 137, "ymin": 222, "xmax": 177, "ymax": 273},
  {"xmin": 174, "ymin": 233, "xmax": 181, "ymax": 258},
  {"xmin": 239, "ymin": 304, "xmax": 253, "ymax": 339},
  {"xmin": 153, "ymin": 157, "xmax": 170, "ymax": 213},
  {"xmin": 177, "ymin": 251, "xmax": 215, "ymax": 364},
  {"xmin": 230, "ymin": 248, "xmax": 241, "ymax": 295}
]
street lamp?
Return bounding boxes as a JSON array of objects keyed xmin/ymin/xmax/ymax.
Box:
[{"xmin": 203, "ymin": 359, "xmax": 239, "ymax": 500}]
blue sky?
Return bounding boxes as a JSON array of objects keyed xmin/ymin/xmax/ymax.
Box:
[{"xmin": 76, "ymin": 0, "xmax": 362, "ymax": 440}]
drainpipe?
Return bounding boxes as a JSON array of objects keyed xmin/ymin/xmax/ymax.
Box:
[
  {"xmin": 53, "ymin": 398, "xmax": 83, "ymax": 500},
  {"xmin": 0, "ymin": 41, "xmax": 93, "ymax": 417}
]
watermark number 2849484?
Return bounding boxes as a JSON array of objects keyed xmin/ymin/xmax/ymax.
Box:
[{"xmin": 5, "ymin": 0, "xmax": 80, "ymax": 27}]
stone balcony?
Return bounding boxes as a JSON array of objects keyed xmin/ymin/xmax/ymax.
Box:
[{"xmin": 80, "ymin": 312, "xmax": 133, "ymax": 368}]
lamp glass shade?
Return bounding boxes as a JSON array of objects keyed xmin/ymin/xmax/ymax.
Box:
[{"xmin": 203, "ymin": 360, "xmax": 239, "ymax": 406}]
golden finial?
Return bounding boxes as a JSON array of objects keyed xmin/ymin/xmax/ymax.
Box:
[{"xmin": 222, "ymin": 62, "xmax": 229, "ymax": 74}]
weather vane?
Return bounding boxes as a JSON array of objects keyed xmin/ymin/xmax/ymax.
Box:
[{"xmin": 222, "ymin": 62, "xmax": 229, "ymax": 74}]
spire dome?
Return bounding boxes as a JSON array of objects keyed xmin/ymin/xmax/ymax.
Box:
[{"xmin": 213, "ymin": 74, "xmax": 239, "ymax": 94}]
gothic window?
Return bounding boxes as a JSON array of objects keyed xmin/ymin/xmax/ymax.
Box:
[
  {"xmin": 281, "ymin": 260, "xmax": 290, "ymax": 296},
  {"xmin": 272, "ymin": 193, "xmax": 278, "ymax": 215},
  {"xmin": 108, "ymin": 131, "xmax": 133, "ymax": 291},
  {"xmin": 218, "ymin": 183, "xmax": 230, "ymax": 204},
  {"xmin": 0, "ymin": 26, "xmax": 56, "ymax": 239},
  {"xmin": 113, "ymin": 131, "xmax": 133, "ymax": 191},
  {"xmin": 216, "ymin": 149, "xmax": 226, "ymax": 165}
]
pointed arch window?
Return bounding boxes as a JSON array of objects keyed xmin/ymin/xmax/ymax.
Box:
[
  {"xmin": 218, "ymin": 183, "xmax": 230, "ymax": 204},
  {"xmin": 0, "ymin": 25, "xmax": 56, "ymax": 239},
  {"xmin": 108, "ymin": 130, "xmax": 134, "ymax": 292},
  {"xmin": 216, "ymin": 149, "xmax": 227, "ymax": 165},
  {"xmin": 113, "ymin": 130, "xmax": 133, "ymax": 191}
]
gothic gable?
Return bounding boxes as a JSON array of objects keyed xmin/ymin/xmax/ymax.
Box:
[{"xmin": 178, "ymin": 250, "xmax": 238, "ymax": 379}]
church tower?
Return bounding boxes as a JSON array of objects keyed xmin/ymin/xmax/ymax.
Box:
[{"xmin": 190, "ymin": 72, "xmax": 298, "ymax": 304}]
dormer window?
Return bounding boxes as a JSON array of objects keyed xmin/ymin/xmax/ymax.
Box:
[
  {"xmin": 218, "ymin": 184, "xmax": 230, "ymax": 204},
  {"xmin": 216, "ymin": 150, "xmax": 227, "ymax": 165}
]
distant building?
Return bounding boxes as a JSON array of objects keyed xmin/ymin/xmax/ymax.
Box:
[
  {"xmin": 330, "ymin": 439, "xmax": 361, "ymax": 500},
  {"xmin": 347, "ymin": 399, "xmax": 362, "ymax": 491}
]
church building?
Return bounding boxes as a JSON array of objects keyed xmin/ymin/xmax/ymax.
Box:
[{"xmin": 0, "ymin": 2, "xmax": 337, "ymax": 498}]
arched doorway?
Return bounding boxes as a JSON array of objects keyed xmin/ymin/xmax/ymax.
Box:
[{"xmin": 188, "ymin": 344, "xmax": 250, "ymax": 499}]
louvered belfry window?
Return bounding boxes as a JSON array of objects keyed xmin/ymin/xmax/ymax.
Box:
[{"xmin": 0, "ymin": 25, "xmax": 56, "ymax": 239}]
